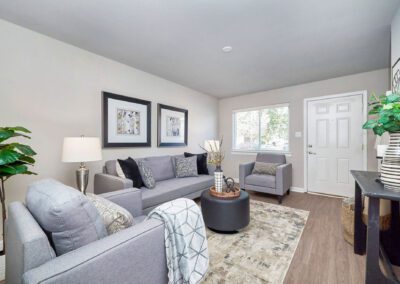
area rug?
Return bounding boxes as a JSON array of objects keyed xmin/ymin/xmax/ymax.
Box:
[{"xmin": 203, "ymin": 200, "xmax": 309, "ymax": 284}]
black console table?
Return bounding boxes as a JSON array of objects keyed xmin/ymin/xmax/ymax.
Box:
[{"xmin": 351, "ymin": 171, "xmax": 400, "ymax": 284}]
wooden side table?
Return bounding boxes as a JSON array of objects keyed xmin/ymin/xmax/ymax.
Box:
[{"xmin": 351, "ymin": 171, "xmax": 400, "ymax": 284}]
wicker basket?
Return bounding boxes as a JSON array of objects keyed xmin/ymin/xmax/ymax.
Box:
[
  {"xmin": 341, "ymin": 197, "xmax": 392, "ymax": 246},
  {"xmin": 341, "ymin": 198, "xmax": 355, "ymax": 245}
]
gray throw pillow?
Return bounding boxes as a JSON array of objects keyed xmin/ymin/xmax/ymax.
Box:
[
  {"xmin": 138, "ymin": 160, "xmax": 156, "ymax": 188},
  {"xmin": 86, "ymin": 193, "xmax": 134, "ymax": 235},
  {"xmin": 26, "ymin": 179, "xmax": 107, "ymax": 256},
  {"xmin": 175, "ymin": 156, "xmax": 198, "ymax": 178},
  {"xmin": 252, "ymin": 162, "xmax": 281, "ymax": 176}
]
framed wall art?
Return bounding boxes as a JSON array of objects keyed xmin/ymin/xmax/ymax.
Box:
[
  {"xmin": 392, "ymin": 57, "xmax": 400, "ymax": 93},
  {"xmin": 157, "ymin": 103, "xmax": 188, "ymax": 147},
  {"xmin": 102, "ymin": 91, "xmax": 151, "ymax": 147}
]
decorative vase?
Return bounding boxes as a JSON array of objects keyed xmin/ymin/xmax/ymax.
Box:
[
  {"xmin": 214, "ymin": 165, "xmax": 224, "ymax": 193},
  {"xmin": 381, "ymin": 132, "xmax": 400, "ymax": 192}
]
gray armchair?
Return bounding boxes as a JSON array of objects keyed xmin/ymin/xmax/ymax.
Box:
[
  {"xmin": 6, "ymin": 187, "xmax": 168, "ymax": 284},
  {"xmin": 239, "ymin": 153, "xmax": 292, "ymax": 204}
]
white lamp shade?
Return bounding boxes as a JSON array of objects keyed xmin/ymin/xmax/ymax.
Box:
[
  {"xmin": 204, "ymin": 140, "xmax": 220, "ymax": 152},
  {"xmin": 62, "ymin": 137, "xmax": 102, "ymax": 163}
]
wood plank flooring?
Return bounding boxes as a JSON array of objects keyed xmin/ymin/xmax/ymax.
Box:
[{"xmin": 249, "ymin": 191, "xmax": 366, "ymax": 284}]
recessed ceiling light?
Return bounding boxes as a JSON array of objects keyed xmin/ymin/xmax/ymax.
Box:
[{"xmin": 222, "ymin": 46, "xmax": 233, "ymax": 53}]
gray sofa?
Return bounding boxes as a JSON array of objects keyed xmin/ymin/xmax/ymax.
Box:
[
  {"xmin": 239, "ymin": 153, "xmax": 292, "ymax": 204},
  {"xmin": 6, "ymin": 186, "xmax": 168, "ymax": 284},
  {"xmin": 94, "ymin": 155, "xmax": 214, "ymax": 213}
]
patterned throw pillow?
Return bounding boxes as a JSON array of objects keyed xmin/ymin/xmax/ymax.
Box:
[
  {"xmin": 86, "ymin": 193, "xmax": 134, "ymax": 235},
  {"xmin": 252, "ymin": 162, "xmax": 281, "ymax": 176},
  {"xmin": 137, "ymin": 160, "xmax": 156, "ymax": 189},
  {"xmin": 175, "ymin": 156, "xmax": 198, "ymax": 178}
]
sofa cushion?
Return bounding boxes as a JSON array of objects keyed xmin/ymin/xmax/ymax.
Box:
[
  {"xmin": 143, "ymin": 156, "xmax": 175, "ymax": 182},
  {"xmin": 86, "ymin": 193, "xmax": 135, "ymax": 235},
  {"xmin": 117, "ymin": 158, "xmax": 144, "ymax": 188},
  {"xmin": 138, "ymin": 160, "xmax": 156, "ymax": 189},
  {"xmin": 26, "ymin": 179, "xmax": 107, "ymax": 256},
  {"xmin": 184, "ymin": 152, "xmax": 209, "ymax": 175},
  {"xmin": 245, "ymin": 174, "xmax": 276, "ymax": 188},
  {"xmin": 141, "ymin": 175, "xmax": 213, "ymax": 209},
  {"xmin": 175, "ymin": 156, "xmax": 198, "ymax": 178}
]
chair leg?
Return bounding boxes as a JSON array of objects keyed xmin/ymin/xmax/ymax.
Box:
[
  {"xmin": 277, "ymin": 195, "xmax": 283, "ymax": 204},
  {"xmin": 287, "ymin": 188, "xmax": 291, "ymax": 195}
]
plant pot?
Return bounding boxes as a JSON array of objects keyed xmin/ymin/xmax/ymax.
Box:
[
  {"xmin": 381, "ymin": 132, "xmax": 400, "ymax": 191},
  {"xmin": 214, "ymin": 166, "xmax": 223, "ymax": 193}
]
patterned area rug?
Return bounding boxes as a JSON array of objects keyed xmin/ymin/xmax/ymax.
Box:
[{"xmin": 203, "ymin": 200, "xmax": 309, "ymax": 284}]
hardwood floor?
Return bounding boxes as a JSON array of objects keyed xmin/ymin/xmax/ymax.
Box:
[{"xmin": 249, "ymin": 191, "xmax": 366, "ymax": 284}]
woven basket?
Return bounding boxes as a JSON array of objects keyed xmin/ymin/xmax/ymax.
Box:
[
  {"xmin": 341, "ymin": 198, "xmax": 355, "ymax": 245},
  {"xmin": 341, "ymin": 197, "xmax": 392, "ymax": 246}
]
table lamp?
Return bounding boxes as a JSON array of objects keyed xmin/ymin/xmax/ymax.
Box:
[{"xmin": 62, "ymin": 136, "xmax": 102, "ymax": 194}]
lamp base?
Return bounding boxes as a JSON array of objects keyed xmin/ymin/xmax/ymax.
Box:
[{"xmin": 76, "ymin": 163, "xmax": 89, "ymax": 194}]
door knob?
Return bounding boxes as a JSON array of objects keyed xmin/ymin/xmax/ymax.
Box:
[
  {"xmin": 308, "ymin": 151, "xmax": 316, "ymax": 155},
  {"xmin": 308, "ymin": 144, "xmax": 313, "ymax": 148}
]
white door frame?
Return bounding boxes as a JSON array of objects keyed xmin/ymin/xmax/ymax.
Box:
[{"xmin": 303, "ymin": 90, "xmax": 368, "ymax": 193}]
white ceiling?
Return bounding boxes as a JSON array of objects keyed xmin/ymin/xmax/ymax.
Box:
[{"xmin": 0, "ymin": 0, "xmax": 399, "ymax": 97}]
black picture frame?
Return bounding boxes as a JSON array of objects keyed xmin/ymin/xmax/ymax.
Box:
[
  {"xmin": 392, "ymin": 57, "xmax": 400, "ymax": 93},
  {"xmin": 102, "ymin": 91, "xmax": 151, "ymax": 148},
  {"xmin": 157, "ymin": 103, "xmax": 188, "ymax": 147}
]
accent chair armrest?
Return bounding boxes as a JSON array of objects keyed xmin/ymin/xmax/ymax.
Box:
[
  {"xmin": 276, "ymin": 163, "xmax": 292, "ymax": 195},
  {"xmin": 22, "ymin": 219, "xmax": 168, "ymax": 284},
  {"xmin": 239, "ymin": 162, "xmax": 255, "ymax": 189},
  {"xmin": 94, "ymin": 173, "xmax": 133, "ymax": 194},
  {"xmin": 100, "ymin": 188, "xmax": 143, "ymax": 217}
]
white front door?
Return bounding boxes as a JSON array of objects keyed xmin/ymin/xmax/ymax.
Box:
[{"xmin": 306, "ymin": 94, "xmax": 365, "ymax": 197}]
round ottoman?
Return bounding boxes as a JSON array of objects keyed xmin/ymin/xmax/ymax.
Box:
[{"xmin": 201, "ymin": 189, "xmax": 250, "ymax": 233}]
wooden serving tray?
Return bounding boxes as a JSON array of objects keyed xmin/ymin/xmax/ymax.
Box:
[{"xmin": 209, "ymin": 185, "xmax": 240, "ymax": 199}]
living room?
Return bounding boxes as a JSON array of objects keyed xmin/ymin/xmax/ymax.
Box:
[{"xmin": 1, "ymin": 1, "xmax": 400, "ymax": 283}]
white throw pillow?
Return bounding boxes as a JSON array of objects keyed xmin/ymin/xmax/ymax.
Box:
[
  {"xmin": 115, "ymin": 161, "xmax": 126, "ymax": 178},
  {"xmin": 86, "ymin": 193, "xmax": 134, "ymax": 235}
]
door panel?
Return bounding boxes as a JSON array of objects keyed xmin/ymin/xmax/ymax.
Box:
[{"xmin": 307, "ymin": 94, "xmax": 364, "ymax": 197}]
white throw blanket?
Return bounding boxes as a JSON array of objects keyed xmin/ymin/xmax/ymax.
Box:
[{"xmin": 147, "ymin": 198, "xmax": 209, "ymax": 284}]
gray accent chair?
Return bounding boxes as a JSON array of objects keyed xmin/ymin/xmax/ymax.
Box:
[
  {"xmin": 239, "ymin": 153, "xmax": 292, "ymax": 204},
  {"xmin": 6, "ymin": 187, "xmax": 168, "ymax": 284},
  {"xmin": 95, "ymin": 155, "xmax": 215, "ymax": 214}
]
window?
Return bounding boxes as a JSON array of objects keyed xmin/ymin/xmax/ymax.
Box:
[{"xmin": 233, "ymin": 104, "xmax": 289, "ymax": 152}]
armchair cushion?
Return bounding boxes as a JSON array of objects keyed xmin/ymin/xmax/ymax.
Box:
[
  {"xmin": 252, "ymin": 162, "xmax": 281, "ymax": 176},
  {"xmin": 26, "ymin": 179, "xmax": 107, "ymax": 256},
  {"xmin": 245, "ymin": 174, "xmax": 276, "ymax": 188}
]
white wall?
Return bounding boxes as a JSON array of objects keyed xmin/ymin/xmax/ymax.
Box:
[
  {"xmin": 219, "ymin": 69, "xmax": 389, "ymax": 189},
  {"xmin": 392, "ymin": 7, "xmax": 400, "ymax": 67},
  {"xmin": 0, "ymin": 20, "xmax": 218, "ymax": 205}
]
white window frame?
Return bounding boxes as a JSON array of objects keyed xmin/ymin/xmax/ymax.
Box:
[{"xmin": 232, "ymin": 103, "xmax": 290, "ymax": 153}]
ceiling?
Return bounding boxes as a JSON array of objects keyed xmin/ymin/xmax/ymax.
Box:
[{"xmin": 0, "ymin": 0, "xmax": 399, "ymax": 98}]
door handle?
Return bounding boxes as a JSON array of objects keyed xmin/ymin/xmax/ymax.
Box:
[{"xmin": 308, "ymin": 151, "xmax": 316, "ymax": 155}]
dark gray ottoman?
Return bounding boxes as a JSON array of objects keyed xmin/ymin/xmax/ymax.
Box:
[{"xmin": 201, "ymin": 190, "xmax": 250, "ymax": 233}]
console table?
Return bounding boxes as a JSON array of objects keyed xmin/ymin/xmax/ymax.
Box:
[{"xmin": 351, "ymin": 171, "xmax": 400, "ymax": 284}]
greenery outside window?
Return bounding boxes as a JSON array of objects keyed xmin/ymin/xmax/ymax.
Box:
[{"xmin": 232, "ymin": 104, "xmax": 289, "ymax": 152}]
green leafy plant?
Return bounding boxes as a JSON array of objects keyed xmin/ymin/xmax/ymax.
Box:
[
  {"xmin": 0, "ymin": 127, "xmax": 36, "ymax": 254},
  {"xmin": 363, "ymin": 92, "xmax": 400, "ymax": 135}
]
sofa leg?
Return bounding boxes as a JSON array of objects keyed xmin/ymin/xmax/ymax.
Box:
[
  {"xmin": 287, "ymin": 188, "xmax": 291, "ymax": 195},
  {"xmin": 277, "ymin": 195, "xmax": 283, "ymax": 204}
]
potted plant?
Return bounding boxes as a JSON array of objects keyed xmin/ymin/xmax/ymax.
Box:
[
  {"xmin": 0, "ymin": 127, "xmax": 36, "ymax": 254},
  {"xmin": 363, "ymin": 91, "xmax": 400, "ymax": 191},
  {"xmin": 201, "ymin": 138, "xmax": 225, "ymax": 193}
]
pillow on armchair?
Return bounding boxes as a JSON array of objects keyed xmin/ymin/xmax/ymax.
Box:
[
  {"xmin": 252, "ymin": 161, "xmax": 281, "ymax": 176},
  {"xmin": 26, "ymin": 179, "xmax": 107, "ymax": 256}
]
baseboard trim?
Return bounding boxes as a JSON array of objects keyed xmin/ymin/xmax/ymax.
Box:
[{"xmin": 290, "ymin": 187, "xmax": 306, "ymax": 193}]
